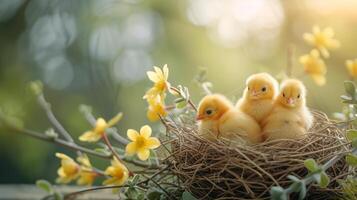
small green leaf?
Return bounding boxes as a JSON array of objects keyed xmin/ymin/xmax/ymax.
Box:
[
  {"xmin": 29, "ymin": 80, "xmax": 43, "ymax": 96},
  {"xmin": 36, "ymin": 179, "xmax": 53, "ymax": 194},
  {"xmin": 270, "ymin": 186, "xmax": 287, "ymax": 200},
  {"xmin": 184, "ymin": 87, "xmax": 190, "ymax": 101},
  {"xmin": 147, "ymin": 189, "xmax": 163, "ymax": 200},
  {"xmin": 174, "ymin": 98, "xmax": 185, "ymax": 103},
  {"xmin": 54, "ymin": 191, "xmax": 63, "ymax": 200},
  {"xmin": 94, "ymin": 148, "xmax": 110, "ymax": 154},
  {"xmin": 298, "ymin": 182, "xmax": 307, "ymax": 200},
  {"xmin": 341, "ymin": 95, "xmax": 352, "ymax": 101},
  {"xmin": 131, "ymin": 174, "xmax": 140, "ymax": 184},
  {"xmin": 347, "ymin": 130, "xmax": 357, "ymax": 141},
  {"xmin": 181, "ymin": 191, "xmax": 197, "ymax": 200},
  {"xmin": 176, "ymin": 101, "xmax": 188, "ymax": 109},
  {"xmin": 45, "ymin": 128, "xmax": 58, "ymax": 139},
  {"xmin": 287, "ymin": 175, "xmax": 300, "ymax": 182},
  {"xmin": 312, "ymin": 173, "xmax": 321, "ymax": 184},
  {"xmin": 304, "ymin": 159, "xmax": 318, "ymax": 172},
  {"xmin": 319, "ymin": 172, "xmax": 330, "ymax": 188},
  {"xmin": 346, "ymin": 154, "xmax": 357, "ymax": 166},
  {"xmin": 344, "ymin": 81, "xmax": 356, "ymax": 97}
]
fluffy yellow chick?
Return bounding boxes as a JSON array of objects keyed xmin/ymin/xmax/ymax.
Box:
[
  {"xmin": 262, "ymin": 79, "xmax": 314, "ymax": 141},
  {"xmin": 197, "ymin": 94, "xmax": 262, "ymax": 144},
  {"xmin": 236, "ymin": 73, "xmax": 279, "ymax": 124}
]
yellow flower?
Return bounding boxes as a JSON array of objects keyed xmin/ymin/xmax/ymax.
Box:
[
  {"xmin": 146, "ymin": 96, "xmax": 167, "ymax": 122},
  {"xmin": 79, "ymin": 113, "xmax": 123, "ymax": 142},
  {"xmin": 103, "ymin": 157, "xmax": 129, "ymax": 186},
  {"xmin": 303, "ymin": 26, "xmax": 340, "ymax": 58},
  {"xmin": 300, "ymin": 49, "xmax": 327, "ymax": 86},
  {"xmin": 76, "ymin": 154, "xmax": 97, "ymax": 186},
  {"xmin": 125, "ymin": 125, "xmax": 161, "ymax": 161},
  {"xmin": 143, "ymin": 64, "xmax": 171, "ymax": 100},
  {"xmin": 346, "ymin": 59, "xmax": 357, "ymax": 79},
  {"xmin": 55, "ymin": 153, "xmax": 80, "ymax": 184}
]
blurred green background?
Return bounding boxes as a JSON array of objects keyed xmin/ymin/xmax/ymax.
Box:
[{"xmin": 0, "ymin": 0, "xmax": 356, "ymax": 183}]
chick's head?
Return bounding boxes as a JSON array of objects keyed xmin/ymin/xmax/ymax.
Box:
[
  {"xmin": 196, "ymin": 94, "xmax": 233, "ymax": 121},
  {"xmin": 277, "ymin": 79, "xmax": 306, "ymax": 108},
  {"xmin": 244, "ymin": 73, "xmax": 278, "ymax": 100}
]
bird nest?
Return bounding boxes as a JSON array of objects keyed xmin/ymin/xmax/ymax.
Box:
[{"xmin": 166, "ymin": 110, "xmax": 353, "ymax": 199}]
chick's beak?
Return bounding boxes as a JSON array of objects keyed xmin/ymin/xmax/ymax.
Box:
[
  {"xmin": 196, "ymin": 115, "xmax": 204, "ymax": 121},
  {"xmin": 287, "ymin": 98, "xmax": 295, "ymax": 105}
]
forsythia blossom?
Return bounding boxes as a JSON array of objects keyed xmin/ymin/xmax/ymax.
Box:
[
  {"xmin": 125, "ymin": 125, "xmax": 161, "ymax": 161},
  {"xmin": 144, "ymin": 64, "xmax": 170, "ymax": 100},
  {"xmin": 147, "ymin": 97, "xmax": 167, "ymax": 122},
  {"xmin": 346, "ymin": 59, "xmax": 357, "ymax": 79},
  {"xmin": 303, "ymin": 26, "xmax": 340, "ymax": 58},
  {"xmin": 77, "ymin": 154, "xmax": 97, "ymax": 186},
  {"xmin": 56, "ymin": 153, "xmax": 97, "ymax": 186},
  {"xmin": 299, "ymin": 49, "xmax": 327, "ymax": 86},
  {"xmin": 79, "ymin": 113, "xmax": 123, "ymax": 142},
  {"xmin": 103, "ymin": 158, "xmax": 129, "ymax": 186},
  {"xmin": 144, "ymin": 65, "xmax": 171, "ymax": 122},
  {"xmin": 56, "ymin": 153, "xmax": 80, "ymax": 184}
]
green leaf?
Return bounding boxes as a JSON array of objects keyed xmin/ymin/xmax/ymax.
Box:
[
  {"xmin": 312, "ymin": 173, "xmax": 321, "ymax": 184},
  {"xmin": 347, "ymin": 130, "xmax": 357, "ymax": 141},
  {"xmin": 287, "ymin": 175, "xmax": 300, "ymax": 182},
  {"xmin": 298, "ymin": 182, "xmax": 307, "ymax": 200},
  {"xmin": 45, "ymin": 128, "xmax": 58, "ymax": 139},
  {"xmin": 346, "ymin": 154, "xmax": 357, "ymax": 167},
  {"xmin": 94, "ymin": 148, "xmax": 109, "ymax": 154},
  {"xmin": 304, "ymin": 159, "xmax": 318, "ymax": 172},
  {"xmin": 270, "ymin": 186, "xmax": 287, "ymax": 200},
  {"xmin": 131, "ymin": 174, "xmax": 140, "ymax": 185},
  {"xmin": 147, "ymin": 189, "xmax": 163, "ymax": 200},
  {"xmin": 29, "ymin": 80, "xmax": 43, "ymax": 96},
  {"xmin": 174, "ymin": 98, "xmax": 185, "ymax": 103},
  {"xmin": 319, "ymin": 172, "xmax": 330, "ymax": 188},
  {"xmin": 344, "ymin": 81, "xmax": 356, "ymax": 97},
  {"xmin": 341, "ymin": 95, "xmax": 352, "ymax": 101},
  {"xmin": 342, "ymin": 99, "xmax": 357, "ymax": 104},
  {"xmin": 176, "ymin": 101, "xmax": 188, "ymax": 109},
  {"xmin": 181, "ymin": 191, "xmax": 197, "ymax": 200},
  {"xmin": 125, "ymin": 187, "xmax": 143, "ymax": 199},
  {"xmin": 184, "ymin": 87, "xmax": 190, "ymax": 101},
  {"xmin": 36, "ymin": 179, "xmax": 53, "ymax": 194},
  {"xmin": 137, "ymin": 193, "xmax": 145, "ymax": 200},
  {"xmin": 54, "ymin": 191, "xmax": 63, "ymax": 200}
]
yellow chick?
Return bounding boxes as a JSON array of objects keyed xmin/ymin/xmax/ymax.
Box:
[
  {"xmin": 262, "ymin": 79, "xmax": 314, "ymax": 141},
  {"xmin": 236, "ymin": 73, "xmax": 279, "ymax": 124},
  {"xmin": 197, "ymin": 94, "xmax": 262, "ymax": 144}
]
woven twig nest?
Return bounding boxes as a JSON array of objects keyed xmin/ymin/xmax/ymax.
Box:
[{"xmin": 167, "ymin": 110, "xmax": 353, "ymax": 199}]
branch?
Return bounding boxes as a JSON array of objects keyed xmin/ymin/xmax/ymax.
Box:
[
  {"xmin": 79, "ymin": 105, "xmax": 129, "ymax": 145},
  {"xmin": 102, "ymin": 133, "xmax": 125, "ymax": 164},
  {"xmin": 37, "ymin": 94, "xmax": 74, "ymax": 143},
  {"xmin": 1, "ymin": 118, "xmax": 161, "ymax": 169},
  {"xmin": 64, "ymin": 185, "xmax": 131, "ymax": 200},
  {"xmin": 170, "ymin": 86, "xmax": 197, "ymax": 112},
  {"xmin": 12, "ymin": 126, "xmax": 111, "ymax": 159},
  {"xmin": 276, "ymin": 146, "xmax": 356, "ymax": 198}
]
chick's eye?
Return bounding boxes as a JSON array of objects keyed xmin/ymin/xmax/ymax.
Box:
[
  {"xmin": 262, "ymin": 87, "xmax": 267, "ymax": 92},
  {"xmin": 206, "ymin": 110, "xmax": 213, "ymax": 115},
  {"xmin": 297, "ymin": 94, "xmax": 300, "ymax": 98},
  {"xmin": 283, "ymin": 93, "xmax": 285, "ymax": 97}
]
